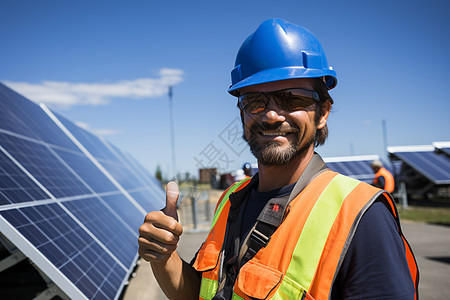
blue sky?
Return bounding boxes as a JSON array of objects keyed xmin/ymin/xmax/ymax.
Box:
[{"xmin": 1, "ymin": 0, "xmax": 449, "ymax": 179}]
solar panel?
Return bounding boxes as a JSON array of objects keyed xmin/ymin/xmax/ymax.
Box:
[
  {"xmin": 323, "ymin": 155, "xmax": 382, "ymax": 183},
  {"xmin": 0, "ymin": 82, "xmax": 165, "ymax": 299},
  {"xmin": 388, "ymin": 145, "xmax": 450, "ymax": 185},
  {"xmin": 433, "ymin": 141, "xmax": 450, "ymax": 157},
  {"xmin": 46, "ymin": 109, "xmax": 163, "ymax": 212}
]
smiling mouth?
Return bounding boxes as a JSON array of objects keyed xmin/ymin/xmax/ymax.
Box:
[{"xmin": 261, "ymin": 130, "xmax": 294, "ymax": 136}]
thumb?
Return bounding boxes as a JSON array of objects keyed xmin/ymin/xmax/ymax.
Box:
[{"xmin": 163, "ymin": 181, "xmax": 179, "ymax": 221}]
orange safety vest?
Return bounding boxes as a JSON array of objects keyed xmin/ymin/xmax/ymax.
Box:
[
  {"xmin": 373, "ymin": 167, "xmax": 395, "ymax": 193},
  {"xmin": 193, "ymin": 170, "xmax": 418, "ymax": 300}
]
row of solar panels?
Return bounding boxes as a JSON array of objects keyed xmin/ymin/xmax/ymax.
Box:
[
  {"xmin": 324, "ymin": 142, "xmax": 450, "ymax": 188},
  {"xmin": 0, "ymin": 83, "xmax": 165, "ymax": 299},
  {"xmin": 388, "ymin": 143, "xmax": 450, "ymax": 185}
]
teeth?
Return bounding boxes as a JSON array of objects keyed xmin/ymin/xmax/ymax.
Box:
[{"xmin": 262, "ymin": 131, "xmax": 289, "ymax": 136}]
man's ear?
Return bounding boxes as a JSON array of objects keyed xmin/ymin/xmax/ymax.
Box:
[{"xmin": 317, "ymin": 101, "xmax": 331, "ymax": 130}]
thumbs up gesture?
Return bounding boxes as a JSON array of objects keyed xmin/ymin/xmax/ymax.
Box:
[
  {"xmin": 138, "ymin": 181, "xmax": 183, "ymax": 263},
  {"xmin": 163, "ymin": 181, "xmax": 180, "ymax": 221}
]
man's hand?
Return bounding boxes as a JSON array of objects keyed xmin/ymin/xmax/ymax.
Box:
[{"xmin": 138, "ymin": 181, "xmax": 183, "ymax": 263}]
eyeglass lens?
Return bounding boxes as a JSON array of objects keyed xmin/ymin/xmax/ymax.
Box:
[{"xmin": 240, "ymin": 89, "xmax": 318, "ymax": 114}]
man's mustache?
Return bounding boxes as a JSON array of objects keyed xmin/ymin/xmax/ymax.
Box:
[{"xmin": 249, "ymin": 122, "xmax": 300, "ymax": 134}]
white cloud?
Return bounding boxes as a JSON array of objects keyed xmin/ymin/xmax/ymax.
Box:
[
  {"xmin": 3, "ymin": 68, "xmax": 184, "ymax": 109},
  {"xmin": 75, "ymin": 121, "xmax": 121, "ymax": 136}
]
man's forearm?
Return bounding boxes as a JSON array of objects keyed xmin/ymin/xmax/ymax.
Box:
[{"xmin": 151, "ymin": 251, "xmax": 200, "ymax": 300}]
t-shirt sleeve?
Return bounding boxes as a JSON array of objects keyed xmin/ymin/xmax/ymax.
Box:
[{"xmin": 331, "ymin": 201, "xmax": 415, "ymax": 300}]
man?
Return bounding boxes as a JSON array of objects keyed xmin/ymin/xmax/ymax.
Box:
[
  {"xmin": 138, "ymin": 19, "xmax": 418, "ymax": 299},
  {"xmin": 371, "ymin": 159, "xmax": 396, "ymax": 193}
]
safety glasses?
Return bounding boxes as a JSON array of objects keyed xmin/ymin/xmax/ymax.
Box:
[{"xmin": 238, "ymin": 88, "xmax": 320, "ymax": 114}]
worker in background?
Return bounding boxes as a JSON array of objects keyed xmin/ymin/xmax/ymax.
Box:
[
  {"xmin": 233, "ymin": 163, "xmax": 253, "ymax": 182},
  {"xmin": 138, "ymin": 19, "xmax": 418, "ymax": 299},
  {"xmin": 242, "ymin": 162, "xmax": 252, "ymax": 178},
  {"xmin": 371, "ymin": 159, "xmax": 395, "ymax": 193}
]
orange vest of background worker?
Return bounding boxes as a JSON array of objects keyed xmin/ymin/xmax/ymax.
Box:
[
  {"xmin": 193, "ymin": 163, "xmax": 418, "ymax": 300},
  {"xmin": 371, "ymin": 160, "xmax": 395, "ymax": 193}
]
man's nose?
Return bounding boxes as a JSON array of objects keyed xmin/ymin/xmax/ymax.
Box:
[{"xmin": 261, "ymin": 100, "xmax": 286, "ymax": 124}]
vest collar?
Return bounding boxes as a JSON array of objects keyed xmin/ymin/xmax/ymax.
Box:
[{"xmin": 230, "ymin": 152, "xmax": 328, "ymax": 209}]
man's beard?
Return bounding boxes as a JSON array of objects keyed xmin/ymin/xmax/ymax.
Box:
[{"xmin": 243, "ymin": 122, "xmax": 316, "ymax": 166}]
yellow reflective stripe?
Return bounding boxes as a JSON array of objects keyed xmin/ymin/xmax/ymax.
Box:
[
  {"xmin": 210, "ymin": 178, "xmax": 251, "ymax": 229},
  {"xmin": 232, "ymin": 293, "xmax": 245, "ymax": 300},
  {"xmin": 281, "ymin": 174, "xmax": 360, "ymax": 293},
  {"xmin": 271, "ymin": 274, "xmax": 306, "ymax": 300},
  {"xmin": 199, "ymin": 277, "xmax": 218, "ymax": 300}
]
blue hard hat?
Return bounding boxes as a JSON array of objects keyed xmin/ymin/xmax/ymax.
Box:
[{"xmin": 228, "ymin": 19, "xmax": 337, "ymax": 96}]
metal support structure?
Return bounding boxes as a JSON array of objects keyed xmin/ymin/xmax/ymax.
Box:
[
  {"xmin": 0, "ymin": 248, "xmax": 26, "ymax": 272},
  {"xmin": 382, "ymin": 119, "xmax": 388, "ymax": 158},
  {"xmin": 0, "ymin": 234, "xmax": 70, "ymax": 300},
  {"xmin": 168, "ymin": 86, "xmax": 177, "ymax": 180},
  {"xmin": 190, "ymin": 185, "xmax": 201, "ymax": 230},
  {"xmin": 33, "ymin": 282, "xmax": 70, "ymax": 300},
  {"xmin": 205, "ymin": 191, "xmax": 211, "ymax": 222},
  {"xmin": 0, "ymin": 233, "xmax": 26, "ymax": 272},
  {"xmin": 399, "ymin": 181, "xmax": 409, "ymax": 209},
  {"xmin": 191, "ymin": 195, "xmax": 198, "ymax": 230},
  {"xmin": 32, "ymin": 262, "xmax": 70, "ymax": 300},
  {"xmin": 180, "ymin": 186, "xmax": 211, "ymax": 233}
]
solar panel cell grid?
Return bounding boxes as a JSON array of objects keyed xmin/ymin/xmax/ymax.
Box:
[
  {"xmin": 99, "ymin": 160, "xmax": 147, "ymax": 190},
  {"xmin": 100, "ymin": 194, "xmax": 145, "ymax": 231},
  {"xmin": 53, "ymin": 148, "xmax": 118, "ymax": 194},
  {"xmin": 105, "ymin": 142, "xmax": 159, "ymax": 188},
  {"xmin": 394, "ymin": 151, "xmax": 450, "ymax": 184},
  {"xmin": 325, "ymin": 160, "xmax": 376, "ymax": 183},
  {"xmin": 55, "ymin": 112, "xmax": 123, "ymax": 163},
  {"xmin": 122, "ymin": 150, "xmax": 165, "ymax": 190},
  {"xmin": 0, "ymin": 151, "xmax": 49, "ymax": 205},
  {"xmin": 0, "ymin": 84, "xmax": 80, "ymax": 152},
  {"xmin": 63, "ymin": 197, "xmax": 138, "ymax": 266},
  {"xmin": 0, "ymin": 204, "xmax": 128, "ymax": 299},
  {"xmin": 0, "ymin": 133, "xmax": 92, "ymax": 199},
  {"xmin": 0, "ymin": 83, "xmax": 165, "ymax": 299},
  {"xmin": 128, "ymin": 188, "xmax": 163, "ymax": 213}
]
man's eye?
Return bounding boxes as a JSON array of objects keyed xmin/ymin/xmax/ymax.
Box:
[
  {"xmin": 289, "ymin": 96, "xmax": 315, "ymax": 108},
  {"xmin": 246, "ymin": 100, "xmax": 266, "ymax": 113}
]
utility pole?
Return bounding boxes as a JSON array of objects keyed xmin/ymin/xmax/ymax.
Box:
[
  {"xmin": 382, "ymin": 119, "xmax": 388, "ymax": 157},
  {"xmin": 168, "ymin": 86, "xmax": 177, "ymax": 180}
]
